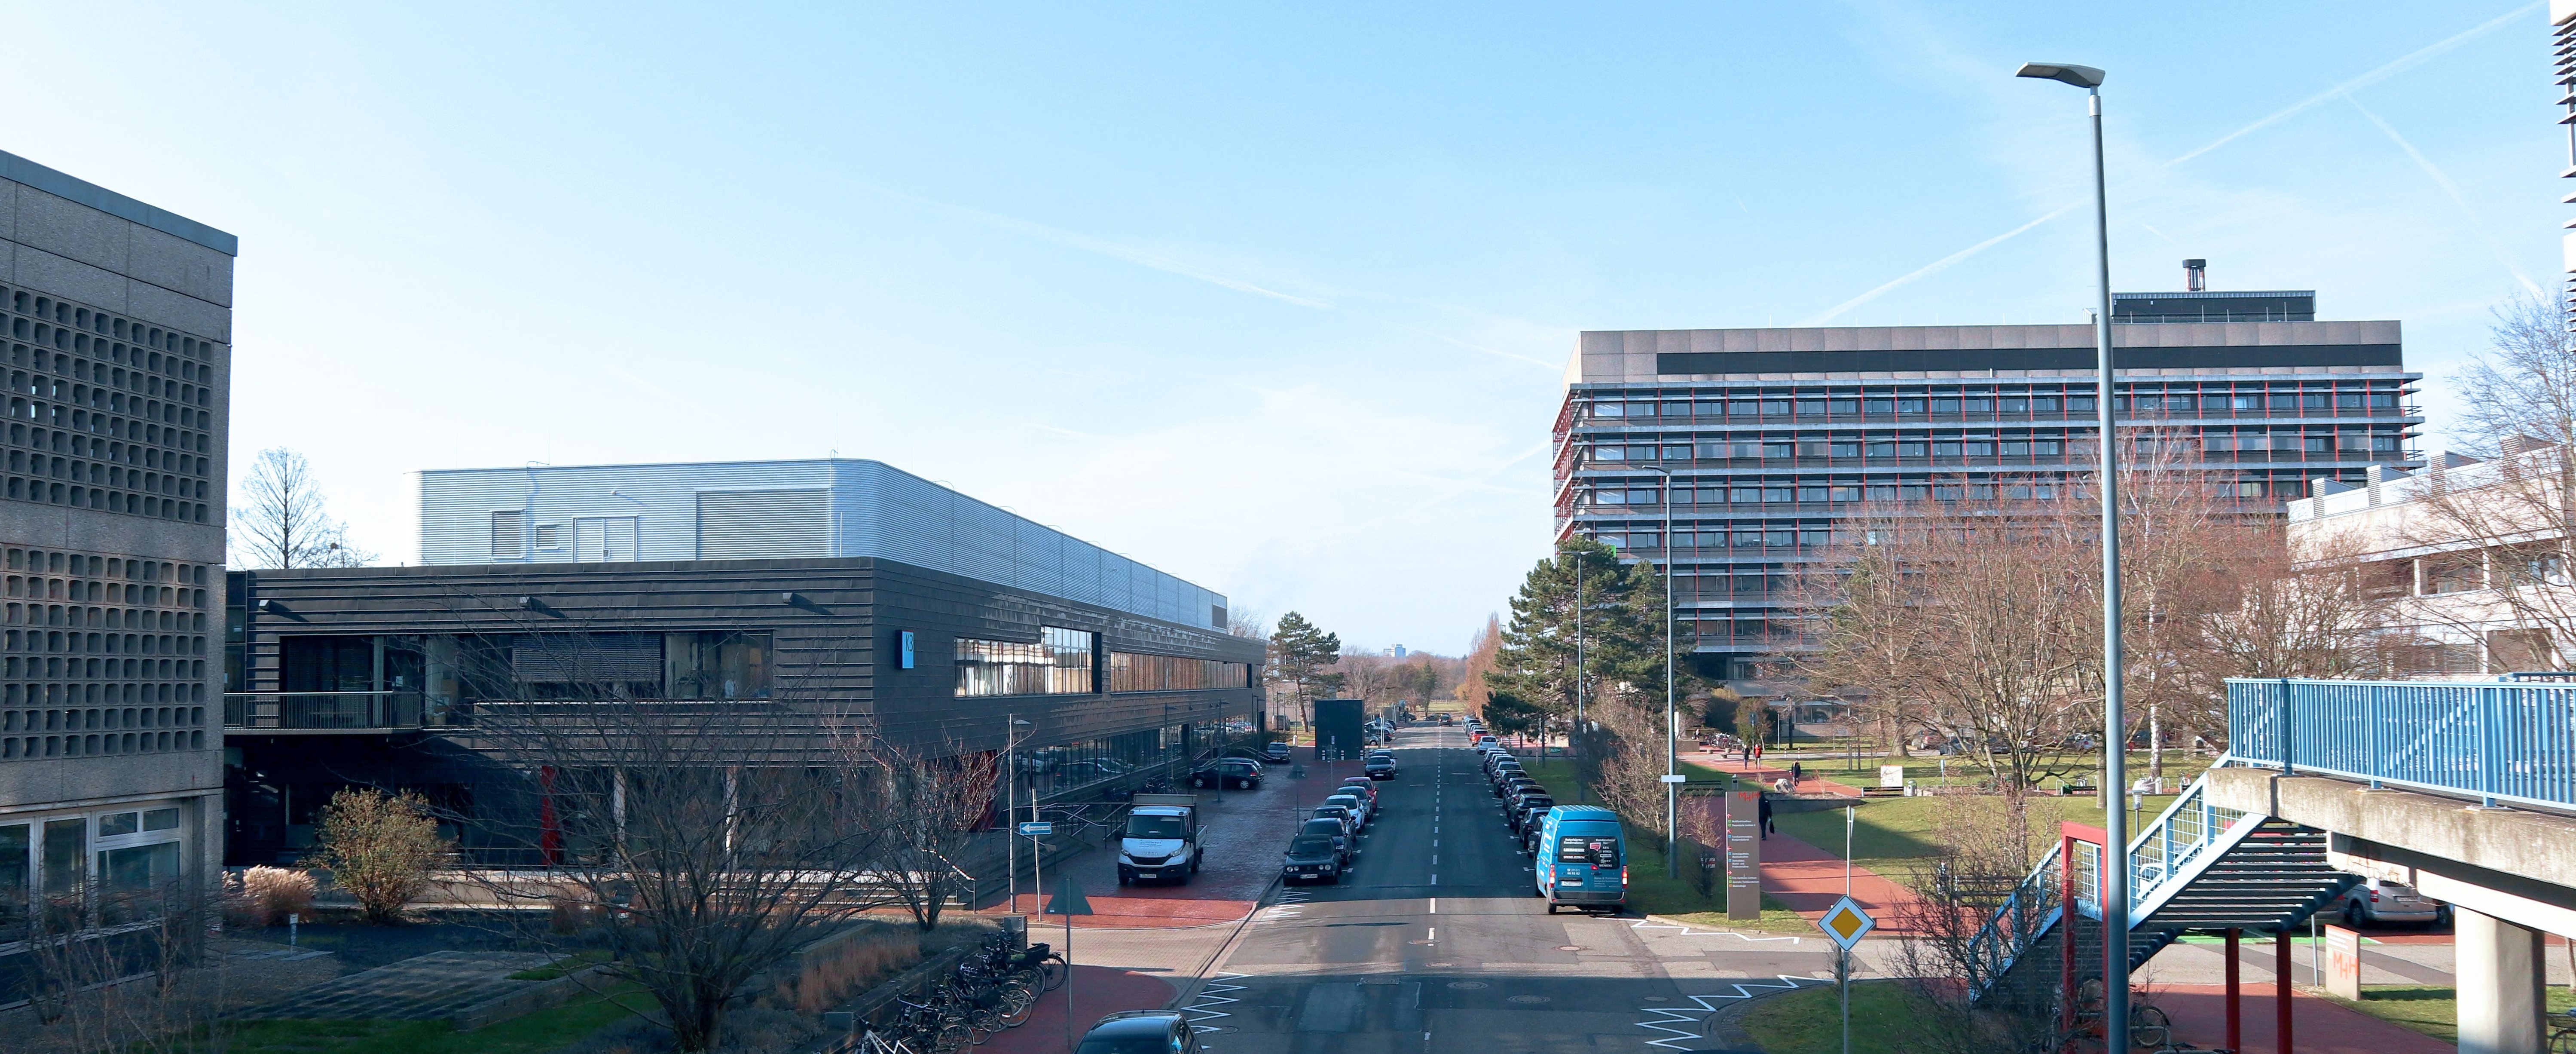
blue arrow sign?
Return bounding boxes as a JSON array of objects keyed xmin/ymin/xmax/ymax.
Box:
[{"xmin": 1017, "ymin": 821, "xmax": 1053, "ymax": 836}]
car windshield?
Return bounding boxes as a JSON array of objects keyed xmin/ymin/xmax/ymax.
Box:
[
  {"xmin": 1076, "ymin": 1036, "xmax": 1173, "ymax": 1054},
  {"xmin": 1324, "ymin": 796, "xmax": 1358, "ymax": 809},
  {"xmin": 1289, "ymin": 837, "xmax": 1337, "ymax": 857},
  {"xmin": 1125, "ymin": 815, "xmax": 1189, "ymax": 840},
  {"xmin": 1524, "ymin": 798, "xmax": 1554, "ymax": 810},
  {"xmin": 1300, "ymin": 820, "xmax": 1343, "ymax": 837},
  {"xmin": 1314, "ymin": 806, "xmax": 1349, "ymax": 820}
]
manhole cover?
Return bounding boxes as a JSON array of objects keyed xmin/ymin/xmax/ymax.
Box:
[
  {"xmin": 1447, "ymin": 981, "xmax": 1488, "ymax": 990},
  {"xmin": 1507, "ymin": 994, "xmax": 1552, "ymax": 1005},
  {"xmin": 1557, "ymin": 945, "xmax": 1585, "ymax": 951}
]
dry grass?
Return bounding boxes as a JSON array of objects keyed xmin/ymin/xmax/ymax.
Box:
[
  {"xmin": 770, "ymin": 925, "xmax": 923, "ymax": 1014},
  {"xmin": 225, "ymin": 866, "xmax": 318, "ymax": 929}
]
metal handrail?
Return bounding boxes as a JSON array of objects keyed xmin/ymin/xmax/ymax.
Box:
[
  {"xmin": 222, "ymin": 690, "xmax": 434, "ymax": 730},
  {"xmin": 2228, "ymin": 677, "xmax": 2576, "ymax": 810}
]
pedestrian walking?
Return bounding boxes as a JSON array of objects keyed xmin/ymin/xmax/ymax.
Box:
[
  {"xmin": 1790, "ymin": 761, "xmax": 1803, "ymax": 786},
  {"xmin": 1757, "ymin": 793, "xmax": 1774, "ymax": 840}
]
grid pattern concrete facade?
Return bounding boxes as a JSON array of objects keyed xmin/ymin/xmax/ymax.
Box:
[
  {"xmin": 1555, "ymin": 311, "xmax": 2421, "ymax": 683},
  {"xmin": 0, "ymin": 148, "xmax": 231, "ymax": 960}
]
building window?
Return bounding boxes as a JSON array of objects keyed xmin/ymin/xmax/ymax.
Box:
[
  {"xmin": 664, "ymin": 631, "xmax": 772, "ymax": 699},
  {"xmin": 956, "ymin": 627, "xmax": 1095, "ymax": 697},
  {"xmin": 490, "ymin": 511, "xmax": 524, "ymax": 557},
  {"xmin": 1110, "ymin": 653, "xmax": 1251, "ymax": 693}
]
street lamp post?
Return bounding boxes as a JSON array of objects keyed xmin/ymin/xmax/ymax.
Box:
[
  {"xmin": 1004, "ymin": 715, "xmax": 1034, "ymax": 909},
  {"xmin": 2016, "ymin": 59, "xmax": 2128, "ymax": 1048},
  {"xmin": 1641, "ymin": 464, "xmax": 1680, "ymax": 878}
]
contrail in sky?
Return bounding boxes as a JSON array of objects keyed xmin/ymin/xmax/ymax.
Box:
[
  {"xmin": 2343, "ymin": 93, "xmax": 2543, "ymax": 297},
  {"xmin": 1802, "ymin": 3, "xmax": 2539, "ymax": 325}
]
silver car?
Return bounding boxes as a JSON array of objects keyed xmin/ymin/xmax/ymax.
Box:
[{"xmin": 2335, "ymin": 881, "xmax": 2448, "ymax": 926}]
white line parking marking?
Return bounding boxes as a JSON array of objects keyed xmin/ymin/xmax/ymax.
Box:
[{"xmin": 1635, "ymin": 978, "xmax": 1827, "ymax": 1050}]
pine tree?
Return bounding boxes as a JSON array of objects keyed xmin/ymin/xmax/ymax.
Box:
[
  {"xmin": 1267, "ymin": 611, "xmax": 1343, "ymax": 732},
  {"xmin": 1483, "ymin": 538, "xmax": 1666, "ymax": 737}
]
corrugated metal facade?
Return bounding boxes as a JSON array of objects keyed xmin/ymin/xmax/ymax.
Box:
[{"xmin": 417, "ymin": 460, "xmax": 1228, "ymax": 628}]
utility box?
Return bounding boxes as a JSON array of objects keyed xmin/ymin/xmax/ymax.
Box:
[{"xmin": 1314, "ymin": 699, "xmax": 1366, "ymax": 762}]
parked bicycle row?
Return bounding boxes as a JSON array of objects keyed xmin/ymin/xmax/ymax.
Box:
[
  {"xmin": 1279, "ymin": 747, "xmax": 1397, "ymax": 885},
  {"xmin": 853, "ymin": 931, "xmax": 1069, "ymax": 1054}
]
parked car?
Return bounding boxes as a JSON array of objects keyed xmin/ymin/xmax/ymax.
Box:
[
  {"xmin": 1264, "ymin": 741, "xmax": 1294, "ymax": 763},
  {"xmin": 1299, "ymin": 817, "xmax": 1354, "ymax": 864},
  {"xmin": 2335, "ymin": 882, "xmax": 2449, "ymax": 926},
  {"xmin": 1365, "ymin": 755, "xmax": 1399, "ymax": 780},
  {"xmin": 1190, "ymin": 759, "xmax": 1262, "ymax": 790},
  {"xmin": 1076, "ymin": 1011, "xmax": 1205, "ymax": 1054},
  {"xmin": 1282, "ymin": 833, "xmax": 1346, "ymax": 884},
  {"xmin": 1311, "ymin": 804, "xmax": 1358, "ymax": 838},
  {"xmin": 1336, "ymin": 780, "xmax": 1379, "ymax": 806},
  {"xmin": 1512, "ymin": 795, "xmax": 1556, "ymax": 834},
  {"xmin": 1323, "ymin": 792, "xmax": 1371, "ymax": 829}
]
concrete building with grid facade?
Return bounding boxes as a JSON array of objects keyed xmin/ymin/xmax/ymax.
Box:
[
  {"xmin": 0, "ymin": 148, "xmax": 232, "ymax": 994},
  {"xmin": 1555, "ymin": 280, "xmax": 2421, "ymax": 696}
]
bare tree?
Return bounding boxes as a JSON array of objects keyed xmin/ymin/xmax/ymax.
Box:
[
  {"xmin": 231, "ymin": 447, "xmax": 373, "ymax": 568},
  {"xmin": 454, "ymin": 630, "xmax": 902, "ymax": 1053},
  {"xmin": 846, "ymin": 736, "xmax": 997, "ymax": 932},
  {"xmin": 1885, "ymin": 794, "xmax": 2070, "ymax": 1054}
]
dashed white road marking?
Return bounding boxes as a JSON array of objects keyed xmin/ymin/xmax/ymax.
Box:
[{"xmin": 1628, "ymin": 917, "xmax": 1800, "ymax": 944}]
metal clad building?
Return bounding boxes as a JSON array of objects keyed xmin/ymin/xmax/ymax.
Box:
[{"xmin": 418, "ymin": 460, "xmax": 1227, "ymax": 629}]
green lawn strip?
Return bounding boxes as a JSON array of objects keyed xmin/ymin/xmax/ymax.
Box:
[
  {"xmin": 1623, "ymin": 843, "xmax": 1818, "ymax": 935},
  {"xmin": 1737, "ymin": 980, "xmax": 1921, "ymax": 1054},
  {"xmin": 506, "ymin": 948, "xmax": 612, "ymax": 981},
  {"xmin": 1770, "ymin": 796, "xmax": 1943, "ymax": 888},
  {"xmin": 203, "ymin": 981, "xmax": 645, "ymax": 1054},
  {"xmin": 2316, "ymin": 984, "xmax": 2576, "ymax": 1045}
]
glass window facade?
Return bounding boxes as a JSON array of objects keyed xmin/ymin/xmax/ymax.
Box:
[
  {"xmin": 1109, "ymin": 652, "xmax": 1250, "ymax": 693},
  {"xmin": 1558, "ymin": 365, "xmax": 2423, "ymax": 675},
  {"xmin": 956, "ymin": 627, "xmax": 1095, "ymax": 697}
]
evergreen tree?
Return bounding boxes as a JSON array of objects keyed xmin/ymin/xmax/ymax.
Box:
[
  {"xmin": 1267, "ymin": 610, "xmax": 1343, "ymax": 732},
  {"xmin": 1483, "ymin": 539, "xmax": 1666, "ymax": 735}
]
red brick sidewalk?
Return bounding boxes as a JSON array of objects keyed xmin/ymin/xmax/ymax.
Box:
[
  {"xmin": 1694, "ymin": 754, "xmax": 1864, "ymax": 798},
  {"xmin": 1754, "ymin": 829, "xmax": 1924, "ymax": 935},
  {"xmin": 977, "ymin": 965, "xmax": 1177, "ymax": 1054},
  {"xmin": 2153, "ymin": 984, "xmax": 2452, "ymax": 1054}
]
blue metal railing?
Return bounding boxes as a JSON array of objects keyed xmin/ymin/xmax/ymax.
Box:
[{"xmin": 2228, "ymin": 677, "xmax": 2576, "ymax": 809}]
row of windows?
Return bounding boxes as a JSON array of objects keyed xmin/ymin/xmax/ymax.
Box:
[
  {"xmin": 1588, "ymin": 433, "xmax": 2405, "ymax": 464},
  {"xmin": 4, "ymin": 287, "xmax": 219, "ymax": 359},
  {"xmin": 1109, "ymin": 652, "xmax": 1252, "ymax": 693},
  {"xmin": 1, "ymin": 803, "xmax": 192, "ymax": 942},
  {"xmin": 1584, "ymin": 477, "xmax": 2306, "ymax": 509},
  {"xmin": 0, "ymin": 705, "xmax": 202, "ymax": 734},
  {"xmin": 0, "ymin": 729, "xmax": 205, "ymax": 760},
  {"xmin": 1586, "ymin": 386, "xmax": 2408, "ymax": 421},
  {"xmin": 956, "ymin": 628, "xmax": 1097, "ymax": 698},
  {"xmin": 5, "ymin": 683, "xmax": 207, "ymax": 707},
  {"xmin": 0, "ymin": 479, "xmax": 207, "ymax": 520},
  {"xmin": 9, "ymin": 607, "xmax": 208, "ymax": 634}
]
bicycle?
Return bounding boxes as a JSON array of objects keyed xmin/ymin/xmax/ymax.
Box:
[
  {"xmin": 892, "ymin": 994, "xmax": 974, "ymax": 1054},
  {"xmin": 2548, "ymin": 1009, "xmax": 2576, "ymax": 1054}
]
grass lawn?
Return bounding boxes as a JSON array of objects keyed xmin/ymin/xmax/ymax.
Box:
[
  {"xmin": 2319, "ymin": 985, "xmax": 2576, "ymax": 1045},
  {"xmin": 1738, "ymin": 980, "xmax": 1922, "ymax": 1054},
  {"xmin": 192, "ymin": 984, "xmax": 644, "ymax": 1054}
]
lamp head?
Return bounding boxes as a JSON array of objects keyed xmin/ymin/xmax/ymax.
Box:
[{"xmin": 2015, "ymin": 62, "xmax": 2104, "ymax": 89}]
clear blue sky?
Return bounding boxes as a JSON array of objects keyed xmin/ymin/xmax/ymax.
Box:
[{"xmin": 0, "ymin": 2, "xmax": 2556, "ymax": 652}]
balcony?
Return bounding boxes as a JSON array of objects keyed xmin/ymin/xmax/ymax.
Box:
[{"xmin": 223, "ymin": 691, "xmax": 436, "ymax": 733}]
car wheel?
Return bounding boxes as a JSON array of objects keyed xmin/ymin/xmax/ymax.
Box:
[{"xmin": 1545, "ymin": 903, "xmax": 1558, "ymax": 915}]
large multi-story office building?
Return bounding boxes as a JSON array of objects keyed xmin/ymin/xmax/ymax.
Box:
[
  {"xmin": 222, "ymin": 460, "xmax": 1261, "ymax": 865},
  {"xmin": 0, "ymin": 150, "xmax": 233, "ymax": 982},
  {"xmin": 1555, "ymin": 277, "xmax": 2422, "ymax": 691}
]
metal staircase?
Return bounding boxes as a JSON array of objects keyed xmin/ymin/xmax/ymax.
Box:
[{"xmin": 1966, "ymin": 765, "xmax": 2359, "ymax": 1007}]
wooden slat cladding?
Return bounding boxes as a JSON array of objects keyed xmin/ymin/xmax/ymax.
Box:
[{"xmin": 236, "ymin": 556, "xmax": 1262, "ymax": 760}]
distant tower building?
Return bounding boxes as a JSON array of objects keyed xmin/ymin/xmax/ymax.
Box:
[
  {"xmin": 0, "ymin": 149, "xmax": 234, "ymax": 993},
  {"xmin": 1391, "ymin": 645, "xmax": 1406, "ymax": 658}
]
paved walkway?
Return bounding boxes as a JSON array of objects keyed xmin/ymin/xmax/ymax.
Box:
[
  {"xmin": 978, "ymin": 965, "xmax": 1178, "ymax": 1054},
  {"xmin": 2153, "ymin": 984, "xmax": 2453, "ymax": 1054},
  {"xmin": 229, "ymin": 948, "xmax": 558, "ymax": 1020},
  {"xmin": 1693, "ymin": 753, "xmax": 1864, "ymax": 798},
  {"xmin": 988, "ymin": 762, "xmax": 1328, "ymax": 928}
]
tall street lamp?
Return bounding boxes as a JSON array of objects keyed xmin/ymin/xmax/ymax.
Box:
[
  {"xmin": 2016, "ymin": 59, "xmax": 2129, "ymax": 1047},
  {"xmin": 1639, "ymin": 464, "xmax": 1681, "ymax": 878},
  {"xmin": 1005, "ymin": 715, "xmax": 1035, "ymax": 909}
]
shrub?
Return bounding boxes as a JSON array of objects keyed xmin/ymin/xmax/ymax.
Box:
[
  {"xmin": 302, "ymin": 788, "xmax": 450, "ymax": 923},
  {"xmin": 223, "ymin": 865, "xmax": 317, "ymax": 928},
  {"xmin": 768, "ymin": 925, "xmax": 920, "ymax": 1014}
]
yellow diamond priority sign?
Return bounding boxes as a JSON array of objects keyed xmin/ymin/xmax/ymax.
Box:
[{"xmin": 1817, "ymin": 895, "xmax": 1874, "ymax": 950}]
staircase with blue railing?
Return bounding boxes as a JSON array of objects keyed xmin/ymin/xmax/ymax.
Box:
[{"xmin": 1965, "ymin": 763, "xmax": 2359, "ymax": 1008}]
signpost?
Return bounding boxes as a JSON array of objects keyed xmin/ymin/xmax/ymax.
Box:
[
  {"xmin": 1047, "ymin": 877, "xmax": 1093, "ymax": 1052},
  {"xmin": 1017, "ymin": 821, "xmax": 1053, "ymax": 837},
  {"xmin": 1818, "ymin": 895, "xmax": 1875, "ymax": 1054},
  {"xmin": 1723, "ymin": 791, "xmax": 1762, "ymax": 920}
]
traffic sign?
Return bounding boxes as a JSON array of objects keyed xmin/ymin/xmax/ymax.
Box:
[
  {"xmin": 1045, "ymin": 877, "xmax": 1094, "ymax": 916},
  {"xmin": 1017, "ymin": 821, "xmax": 1054, "ymax": 836},
  {"xmin": 1817, "ymin": 896, "xmax": 1875, "ymax": 949},
  {"xmin": 1659, "ymin": 774, "xmax": 1688, "ymax": 784}
]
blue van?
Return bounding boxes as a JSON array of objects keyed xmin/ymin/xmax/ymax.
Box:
[{"xmin": 1534, "ymin": 805, "xmax": 1626, "ymax": 914}]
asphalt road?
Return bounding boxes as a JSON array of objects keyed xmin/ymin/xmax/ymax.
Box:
[{"xmin": 1189, "ymin": 724, "xmax": 1849, "ymax": 1054}]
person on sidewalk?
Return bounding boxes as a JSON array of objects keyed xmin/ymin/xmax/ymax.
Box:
[
  {"xmin": 1790, "ymin": 761, "xmax": 1803, "ymax": 786},
  {"xmin": 1757, "ymin": 793, "xmax": 1773, "ymax": 840}
]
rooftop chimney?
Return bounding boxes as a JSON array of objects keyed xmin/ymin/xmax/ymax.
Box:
[{"xmin": 2183, "ymin": 259, "xmax": 2207, "ymax": 292}]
